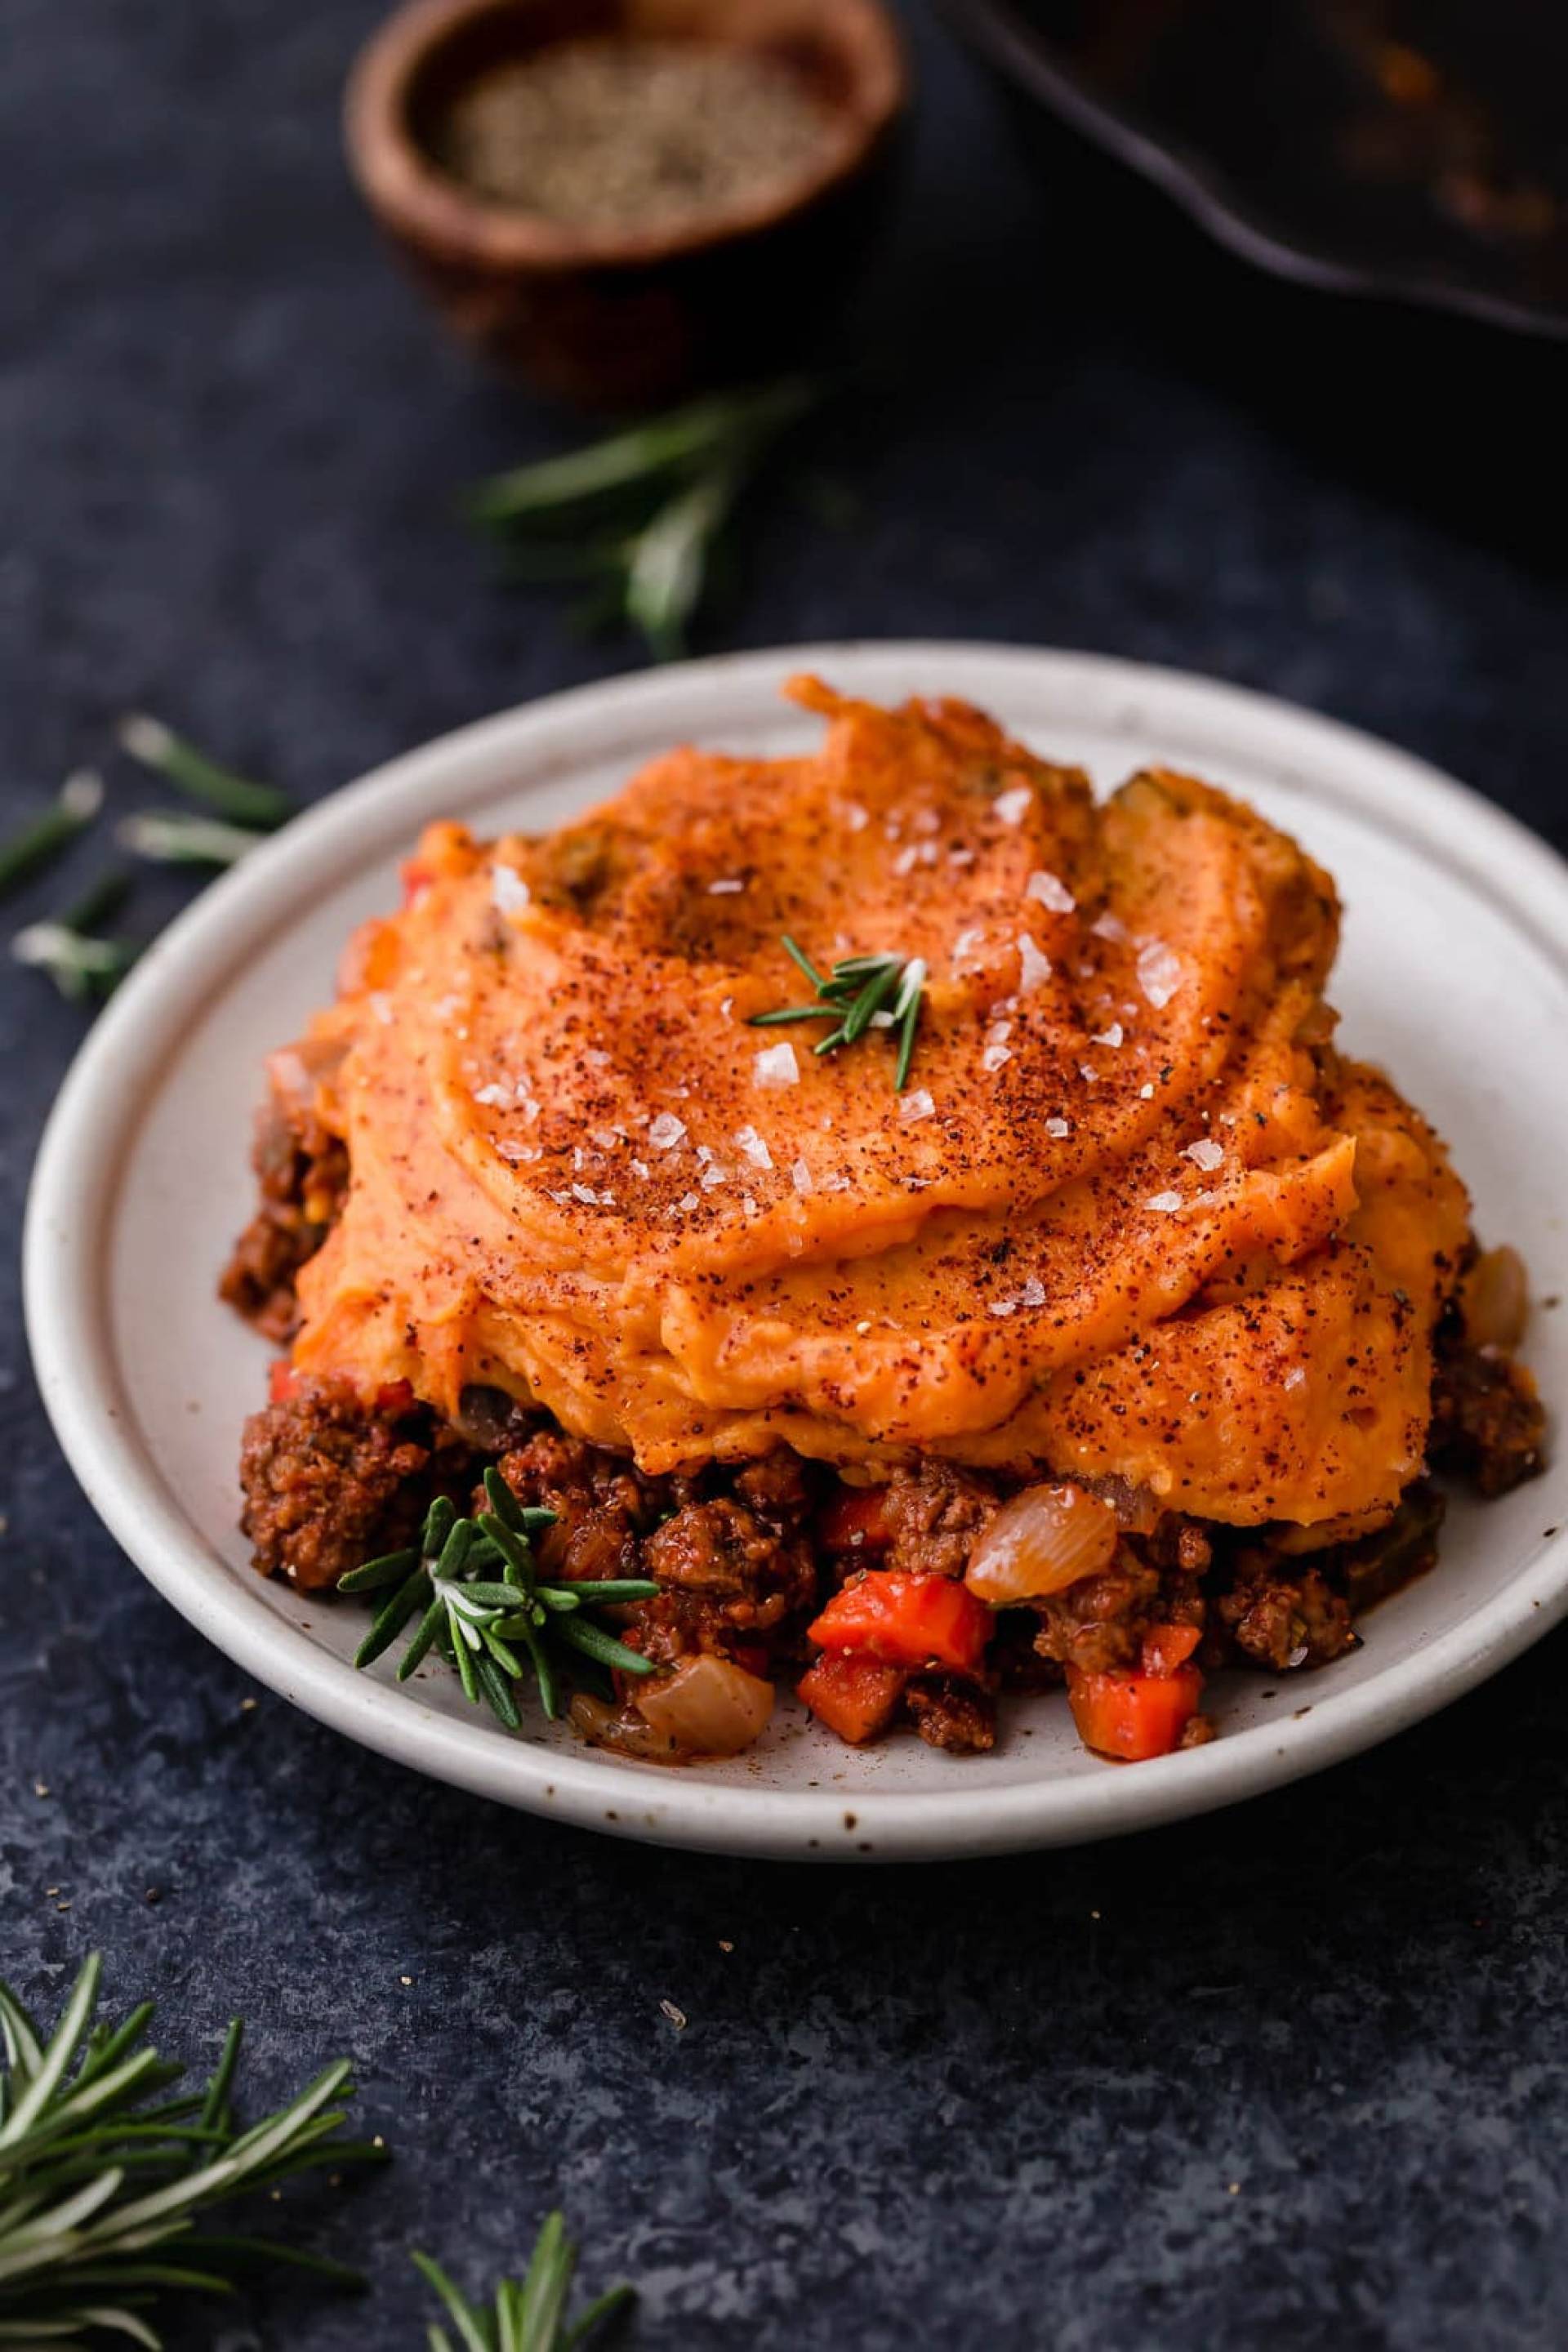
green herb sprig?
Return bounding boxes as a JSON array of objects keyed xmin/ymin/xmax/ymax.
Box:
[
  {"xmin": 467, "ymin": 378, "xmax": 819, "ymax": 661},
  {"xmin": 117, "ymin": 714, "xmax": 294, "ymax": 830},
  {"xmin": 414, "ymin": 2210, "xmax": 633, "ymax": 2352},
  {"xmin": 0, "ymin": 771, "xmax": 103, "ymax": 906},
  {"xmin": 751, "ymin": 936, "xmax": 928, "ymax": 1091},
  {"xmin": 0, "ymin": 1953, "xmax": 381, "ymax": 2348},
  {"xmin": 11, "ymin": 872, "xmax": 136, "ymax": 1002},
  {"xmin": 341, "ymin": 1471, "xmax": 658, "ymax": 1730}
]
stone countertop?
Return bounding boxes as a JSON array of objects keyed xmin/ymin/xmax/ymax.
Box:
[{"xmin": 2, "ymin": 4, "xmax": 1566, "ymax": 2346}]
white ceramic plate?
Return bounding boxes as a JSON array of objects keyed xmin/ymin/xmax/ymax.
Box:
[{"xmin": 24, "ymin": 645, "xmax": 1568, "ymax": 1860}]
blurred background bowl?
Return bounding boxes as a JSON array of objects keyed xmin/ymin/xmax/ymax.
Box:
[{"xmin": 345, "ymin": 0, "xmax": 907, "ymax": 408}]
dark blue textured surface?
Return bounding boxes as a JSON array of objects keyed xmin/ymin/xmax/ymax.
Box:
[{"xmin": 2, "ymin": 4, "xmax": 1566, "ymax": 2346}]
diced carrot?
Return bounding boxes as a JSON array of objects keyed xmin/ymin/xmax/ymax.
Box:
[
  {"xmin": 1067, "ymin": 1665, "xmax": 1203, "ymax": 1761},
  {"xmin": 1141, "ymin": 1621, "xmax": 1203, "ymax": 1677},
  {"xmin": 268, "ymin": 1361, "xmax": 302, "ymax": 1405},
  {"xmin": 818, "ymin": 1483, "xmax": 893, "ymax": 1553},
  {"xmin": 808, "ymin": 1570, "xmax": 991, "ymax": 1676},
  {"xmin": 797, "ymin": 1652, "xmax": 907, "ymax": 1746}
]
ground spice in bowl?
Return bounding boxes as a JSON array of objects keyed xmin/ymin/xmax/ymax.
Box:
[{"xmin": 428, "ymin": 37, "xmax": 840, "ymax": 229}]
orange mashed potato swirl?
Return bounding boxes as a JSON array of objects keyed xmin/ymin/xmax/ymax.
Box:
[{"xmin": 282, "ymin": 681, "xmax": 1468, "ymax": 1527}]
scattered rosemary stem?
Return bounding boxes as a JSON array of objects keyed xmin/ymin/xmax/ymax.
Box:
[
  {"xmin": 468, "ymin": 376, "xmax": 821, "ymax": 658},
  {"xmin": 0, "ymin": 770, "xmax": 102, "ymax": 902},
  {"xmin": 117, "ymin": 713, "xmax": 294, "ymax": 828},
  {"xmin": 0, "ymin": 1953, "xmax": 378, "ymax": 2348},
  {"xmin": 414, "ymin": 2210, "xmax": 634, "ymax": 2352},
  {"xmin": 117, "ymin": 810, "xmax": 267, "ymax": 868},
  {"xmin": 11, "ymin": 870, "xmax": 136, "ymax": 1000}
]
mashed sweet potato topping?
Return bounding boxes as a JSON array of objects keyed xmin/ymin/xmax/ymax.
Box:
[{"xmin": 279, "ymin": 680, "xmax": 1468, "ymax": 1527}]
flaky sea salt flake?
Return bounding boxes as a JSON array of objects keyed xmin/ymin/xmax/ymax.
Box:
[
  {"xmin": 898, "ymin": 1088, "xmax": 937, "ymax": 1122},
  {"xmin": 993, "ymin": 785, "xmax": 1032, "ymax": 826},
  {"xmin": 1146, "ymin": 1190, "xmax": 1184, "ymax": 1214},
  {"xmin": 648, "ymin": 1112, "xmax": 687, "ymax": 1149},
  {"xmin": 1137, "ymin": 939, "xmax": 1184, "ymax": 1009},
  {"xmin": 753, "ymin": 1042, "xmax": 800, "ymax": 1089},
  {"xmin": 1183, "ymin": 1138, "xmax": 1225, "ymax": 1172},
  {"xmin": 732, "ymin": 1124, "xmax": 773, "ymax": 1170},
  {"xmin": 1026, "ymin": 869, "xmax": 1076, "ymax": 914},
  {"xmin": 1018, "ymin": 933, "xmax": 1053, "ymax": 994},
  {"xmin": 491, "ymin": 863, "xmax": 530, "ymax": 914}
]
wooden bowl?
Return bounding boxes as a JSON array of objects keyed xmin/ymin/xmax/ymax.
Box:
[{"xmin": 345, "ymin": 0, "xmax": 907, "ymax": 407}]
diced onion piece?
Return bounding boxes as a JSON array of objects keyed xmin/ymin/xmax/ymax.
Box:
[
  {"xmin": 964, "ymin": 1481, "xmax": 1119, "ymax": 1605},
  {"xmin": 1461, "ymin": 1245, "xmax": 1529, "ymax": 1352},
  {"xmin": 632, "ymin": 1655, "xmax": 775, "ymax": 1757},
  {"xmin": 568, "ymin": 1692, "xmax": 684, "ymax": 1761}
]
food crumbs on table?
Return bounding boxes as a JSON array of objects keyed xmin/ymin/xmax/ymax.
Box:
[{"xmin": 660, "ymin": 1998, "xmax": 688, "ymax": 2030}]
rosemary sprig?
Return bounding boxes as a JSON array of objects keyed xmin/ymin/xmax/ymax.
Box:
[
  {"xmin": 0, "ymin": 1953, "xmax": 380, "ymax": 2347},
  {"xmin": 117, "ymin": 811, "xmax": 267, "ymax": 869},
  {"xmin": 341, "ymin": 1471, "xmax": 658, "ymax": 1729},
  {"xmin": 0, "ymin": 771, "xmax": 102, "ymax": 904},
  {"xmin": 467, "ymin": 378, "xmax": 819, "ymax": 661},
  {"xmin": 751, "ymin": 937, "xmax": 928, "ymax": 1092},
  {"xmin": 12, "ymin": 872, "xmax": 137, "ymax": 1003},
  {"xmin": 117, "ymin": 715, "xmax": 294, "ymax": 830},
  {"xmin": 414, "ymin": 2210, "xmax": 634, "ymax": 2352}
]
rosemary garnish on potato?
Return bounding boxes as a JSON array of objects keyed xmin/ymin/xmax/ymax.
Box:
[
  {"xmin": 751, "ymin": 936, "xmax": 928, "ymax": 1091},
  {"xmin": 341, "ymin": 1470, "xmax": 658, "ymax": 1730}
]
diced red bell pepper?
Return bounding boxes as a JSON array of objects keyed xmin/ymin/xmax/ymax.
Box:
[
  {"xmin": 1067, "ymin": 1664, "xmax": 1203, "ymax": 1761},
  {"xmin": 374, "ymin": 1379, "xmax": 416, "ymax": 1417},
  {"xmin": 808, "ymin": 1570, "xmax": 991, "ymax": 1677},
  {"xmin": 399, "ymin": 856, "xmax": 435, "ymax": 906},
  {"xmin": 818, "ymin": 1484, "xmax": 893, "ymax": 1553},
  {"xmin": 797, "ymin": 1652, "xmax": 907, "ymax": 1745},
  {"xmin": 268, "ymin": 1360, "xmax": 302, "ymax": 1405}
]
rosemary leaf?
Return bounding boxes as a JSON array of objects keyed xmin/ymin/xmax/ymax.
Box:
[
  {"xmin": 0, "ymin": 772, "xmax": 102, "ymax": 904},
  {"xmin": 412, "ymin": 2212, "xmax": 633, "ymax": 2352},
  {"xmin": 117, "ymin": 812, "xmax": 267, "ymax": 869},
  {"xmin": 0, "ymin": 1960, "xmax": 376, "ymax": 2346},
  {"xmin": 117, "ymin": 715, "xmax": 293, "ymax": 830},
  {"xmin": 751, "ymin": 939, "xmax": 929, "ymax": 1092},
  {"xmin": 466, "ymin": 381, "xmax": 813, "ymax": 527},
  {"xmin": 554, "ymin": 1619, "xmax": 657, "ymax": 1678},
  {"xmin": 624, "ymin": 462, "xmax": 742, "ymax": 662},
  {"xmin": 11, "ymin": 921, "xmax": 135, "ymax": 1004}
]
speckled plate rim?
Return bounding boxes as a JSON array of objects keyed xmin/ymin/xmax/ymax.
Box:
[{"xmin": 24, "ymin": 643, "xmax": 1568, "ymax": 1860}]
